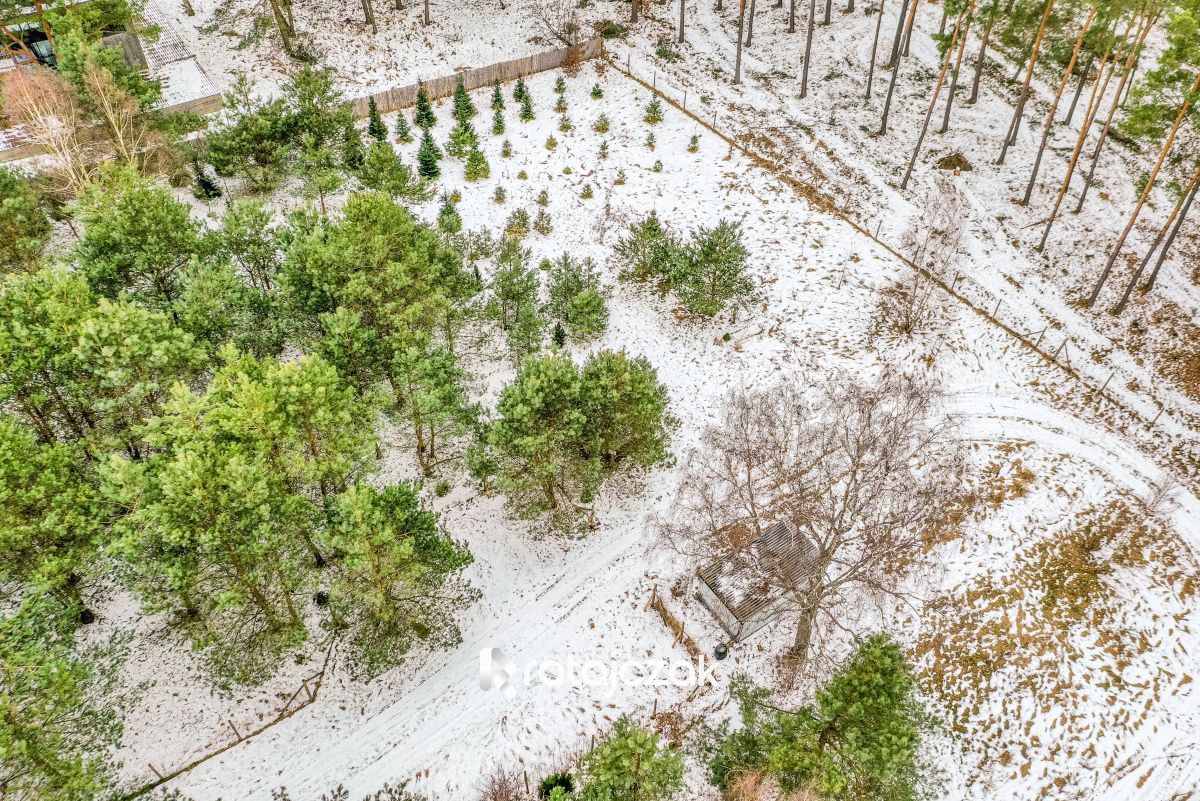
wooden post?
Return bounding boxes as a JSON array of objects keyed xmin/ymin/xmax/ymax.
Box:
[
  {"xmin": 148, "ymin": 763, "xmax": 164, "ymax": 780},
  {"xmin": 524, "ymin": 770, "xmax": 530, "ymax": 793},
  {"xmin": 993, "ymin": 299, "xmax": 1001, "ymax": 318},
  {"xmin": 652, "ymin": 697, "xmax": 658, "ymax": 717},
  {"xmin": 1034, "ymin": 327, "xmax": 1047, "ymax": 349},
  {"xmin": 1151, "ymin": 407, "xmax": 1164, "ymax": 426},
  {"xmin": 1100, "ymin": 371, "xmax": 1113, "ymax": 394},
  {"xmin": 228, "ymin": 720, "xmax": 242, "ymax": 741},
  {"xmin": 1054, "ymin": 338, "xmax": 1069, "ymax": 360}
]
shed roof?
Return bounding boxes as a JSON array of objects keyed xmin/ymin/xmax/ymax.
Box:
[{"xmin": 696, "ymin": 519, "xmax": 818, "ymax": 625}]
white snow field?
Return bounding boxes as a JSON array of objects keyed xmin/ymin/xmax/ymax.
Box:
[{"xmin": 114, "ymin": 3, "xmax": 1200, "ymax": 800}]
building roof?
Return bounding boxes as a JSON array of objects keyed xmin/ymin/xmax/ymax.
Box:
[{"xmin": 696, "ymin": 519, "xmax": 818, "ymax": 625}]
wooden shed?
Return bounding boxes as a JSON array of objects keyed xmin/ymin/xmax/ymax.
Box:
[{"xmin": 695, "ymin": 519, "xmax": 818, "ymax": 642}]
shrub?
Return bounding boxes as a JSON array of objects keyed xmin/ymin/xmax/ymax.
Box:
[
  {"xmin": 555, "ymin": 95, "xmax": 568, "ymax": 114},
  {"xmin": 558, "ymin": 115, "xmax": 573, "ymax": 133},
  {"xmin": 545, "ymin": 135, "xmax": 558, "ymax": 150},
  {"xmin": 593, "ymin": 114, "xmax": 610, "ymax": 133},
  {"xmin": 517, "ymin": 170, "xmax": 528, "ymax": 180},
  {"xmin": 493, "ymin": 185, "xmax": 507, "ymax": 204},
  {"xmin": 539, "ymin": 772, "xmax": 574, "ymax": 799},
  {"xmin": 581, "ymin": 184, "xmax": 594, "ymax": 199},
  {"xmin": 501, "ymin": 140, "xmax": 514, "ymax": 157},
  {"xmin": 672, "ymin": 220, "xmax": 753, "ymax": 316},
  {"xmin": 646, "ymin": 132, "xmax": 656, "ymax": 150},
  {"xmin": 614, "ymin": 169, "xmax": 627, "ymax": 185},
  {"xmin": 652, "ymin": 159, "xmax": 663, "ymax": 172},
  {"xmin": 613, "ymin": 211, "xmax": 677, "ymax": 283},
  {"xmin": 536, "ymin": 189, "xmax": 550, "ymax": 207},
  {"xmin": 0, "ymin": 167, "xmax": 51, "ymax": 270},
  {"xmin": 446, "ymin": 120, "xmax": 479, "ymax": 159},
  {"xmin": 655, "ymin": 35, "xmax": 680, "ymax": 63},
  {"xmin": 554, "ymin": 75, "xmax": 567, "ymax": 95},
  {"xmin": 599, "ymin": 141, "xmax": 609, "ymax": 159}
]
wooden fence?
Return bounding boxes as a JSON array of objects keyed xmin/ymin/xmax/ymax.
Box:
[{"xmin": 349, "ymin": 36, "xmax": 604, "ymax": 118}]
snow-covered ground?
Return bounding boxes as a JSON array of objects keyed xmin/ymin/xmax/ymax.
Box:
[{"xmin": 103, "ymin": 2, "xmax": 1200, "ymax": 798}]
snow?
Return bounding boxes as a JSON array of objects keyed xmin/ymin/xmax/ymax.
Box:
[{"xmin": 96, "ymin": 0, "xmax": 1200, "ymax": 797}]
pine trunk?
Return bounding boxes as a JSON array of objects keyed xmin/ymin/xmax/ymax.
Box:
[
  {"xmin": 679, "ymin": 0, "xmax": 686, "ymax": 42},
  {"xmin": 865, "ymin": 0, "xmax": 887, "ymax": 99},
  {"xmin": 1038, "ymin": 24, "xmax": 1122, "ymax": 251},
  {"xmin": 801, "ymin": 0, "xmax": 816, "ymax": 97},
  {"xmin": 745, "ymin": 0, "xmax": 756, "ymax": 46},
  {"xmin": 1074, "ymin": 12, "xmax": 1155, "ymax": 214},
  {"xmin": 997, "ymin": 0, "xmax": 1054, "ymax": 165},
  {"xmin": 939, "ymin": 4, "xmax": 973, "ymax": 133},
  {"xmin": 967, "ymin": 14, "xmax": 995, "ymax": 104},
  {"xmin": 1063, "ymin": 53, "xmax": 1094, "ymax": 125},
  {"xmin": 1087, "ymin": 71, "xmax": 1200, "ymax": 308},
  {"xmin": 1020, "ymin": 6, "xmax": 1095, "ymax": 206},
  {"xmin": 1145, "ymin": 172, "xmax": 1200, "ymax": 293},
  {"xmin": 902, "ymin": 4, "xmax": 970, "ymax": 190},
  {"xmin": 901, "ymin": 0, "xmax": 918, "ymax": 56},
  {"xmin": 878, "ymin": 0, "xmax": 920, "ymax": 134},
  {"xmin": 734, "ymin": 0, "xmax": 747, "ymax": 83},
  {"xmin": 887, "ymin": 0, "xmax": 911, "ymax": 67},
  {"xmin": 1116, "ymin": 160, "xmax": 1200, "ymax": 311}
]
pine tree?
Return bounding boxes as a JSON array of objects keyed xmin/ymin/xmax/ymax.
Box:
[
  {"xmin": 672, "ymin": 220, "xmax": 753, "ymax": 317},
  {"xmin": 0, "ymin": 167, "xmax": 50, "ymax": 272},
  {"xmin": 591, "ymin": 83, "xmax": 603, "ymax": 99},
  {"xmin": 414, "ymin": 82, "xmax": 436, "ymax": 129},
  {"xmin": 323, "ymin": 482, "xmax": 475, "ymax": 678},
  {"xmin": 547, "ymin": 253, "xmax": 608, "ymax": 341},
  {"xmin": 491, "ymin": 79, "xmax": 505, "ymax": 110},
  {"xmin": 367, "ymin": 96, "xmax": 389, "ymax": 142},
  {"xmin": 514, "ymin": 75, "xmax": 528, "ymax": 102},
  {"xmin": 394, "ymin": 110, "xmax": 414, "ymax": 143},
  {"xmin": 418, "ymin": 130, "xmax": 442, "ymax": 180},
  {"xmin": 438, "ymin": 196, "xmax": 463, "ymax": 233},
  {"xmin": 554, "ymin": 75, "xmax": 567, "ymax": 94},
  {"xmin": 360, "ymin": 142, "xmax": 425, "ymax": 200},
  {"xmin": 452, "ymin": 74, "xmax": 477, "ymax": 123},
  {"xmin": 342, "ymin": 121, "xmax": 366, "ymax": 171},
  {"xmin": 579, "ymin": 717, "xmax": 684, "ymax": 801},
  {"xmin": 613, "ymin": 212, "xmax": 679, "ymax": 283},
  {"xmin": 520, "ymin": 94, "xmax": 535, "ymax": 121},
  {"xmin": 75, "ymin": 171, "xmax": 207, "ymax": 312},
  {"xmin": 298, "ymin": 139, "xmax": 344, "ymax": 215},
  {"xmin": 0, "ymin": 598, "xmax": 121, "ymax": 801},
  {"xmin": 492, "ymin": 107, "xmax": 505, "ymax": 135},
  {"xmin": 218, "ymin": 200, "xmax": 280, "ymax": 291},
  {"xmin": 464, "ymin": 148, "xmax": 490, "ymax": 181}
]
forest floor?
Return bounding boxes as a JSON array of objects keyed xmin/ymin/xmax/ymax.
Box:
[{"xmin": 105, "ymin": 1, "xmax": 1200, "ymax": 799}]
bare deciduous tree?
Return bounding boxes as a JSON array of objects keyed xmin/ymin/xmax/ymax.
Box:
[
  {"xmin": 531, "ymin": 0, "xmax": 583, "ymax": 45},
  {"xmin": 1, "ymin": 66, "xmax": 98, "ymax": 197},
  {"xmin": 663, "ymin": 371, "xmax": 963, "ymax": 671},
  {"xmin": 902, "ymin": 174, "xmax": 965, "ymax": 273}
]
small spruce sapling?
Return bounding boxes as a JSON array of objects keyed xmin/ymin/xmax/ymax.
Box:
[
  {"xmin": 646, "ymin": 132, "xmax": 656, "ymax": 150},
  {"xmin": 438, "ymin": 197, "xmax": 463, "ymax": 233},
  {"xmin": 517, "ymin": 170, "xmax": 528, "ymax": 179},
  {"xmin": 464, "ymin": 149, "xmax": 490, "ymax": 181},
  {"xmin": 394, "ymin": 112, "xmax": 413, "ymax": 143},
  {"xmin": 652, "ymin": 159, "xmax": 663, "ymax": 172},
  {"xmin": 558, "ymin": 115, "xmax": 573, "ymax": 133},
  {"xmin": 545, "ymin": 135, "xmax": 558, "ymax": 150},
  {"xmin": 520, "ymin": 95, "xmax": 535, "ymax": 121},
  {"xmin": 615, "ymin": 169, "xmax": 627, "ymax": 185},
  {"xmin": 554, "ymin": 75, "xmax": 567, "ymax": 94},
  {"xmin": 493, "ymin": 185, "xmax": 507, "ymax": 204},
  {"xmin": 191, "ymin": 157, "xmax": 222, "ymax": 200},
  {"xmin": 536, "ymin": 189, "xmax": 550, "ymax": 207},
  {"xmin": 492, "ymin": 108, "xmax": 505, "ymax": 135},
  {"xmin": 591, "ymin": 83, "xmax": 603, "ymax": 99},
  {"xmin": 581, "ymin": 184, "xmax": 594, "ymax": 199},
  {"xmin": 414, "ymin": 82, "xmax": 436, "ymax": 129},
  {"xmin": 555, "ymin": 95, "xmax": 568, "ymax": 114},
  {"xmin": 452, "ymin": 74, "xmax": 477, "ymax": 122},
  {"xmin": 593, "ymin": 114, "xmax": 610, "ymax": 133},
  {"xmin": 367, "ymin": 97, "xmax": 388, "ymax": 142},
  {"xmin": 644, "ymin": 96, "xmax": 665, "ymax": 125},
  {"xmin": 533, "ymin": 208, "xmax": 552, "ymax": 234},
  {"xmin": 501, "ymin": 140, "xmax": 513, "ymax": 157},
  {"xmin": 599, "ymin": 140, "xmax": 609, "ymax": 159},
  {"xmin": 688, "ymin": 133, "xmax": 700, "ymax": 152},
  {"xmin": 514, "ymin": 76, "xmax": 528, "ymax": 102},
  {"xmin": 417, "ymin": 130, "xmax": 441, "ymax": 179},
  {"xmin": 491, "ymin": 79, "xmax": 504, "ymax": 110},
  {"xmin": 504, "ymin": 208, "xmax": 531, "ymax": 240},
  {"xmin": 342, "ymin": 122, "xmax": 366, "ymax": 170}
]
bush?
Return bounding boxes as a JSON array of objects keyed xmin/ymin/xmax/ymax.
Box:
[
  {"xmin": 594, "ymin": 19, "xmax": 629, "ymax": 38},
  {"xmin": 539, "ymin": 772, "xmax": 574, "ymax": 799},
  {"xmin": 579, "ymin": 718, "xmax": 683, "ymax": 801},
  {"xmin": 655, "ymin": 35, "xmax": 680, "ymax": 62},
  {"xmin": 446, "ymin": 121, "xmax": 479, "ymax": 159},
  {"xmin": 672, "ymin": 220, "xmax": 753, "ymax": 317}
]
